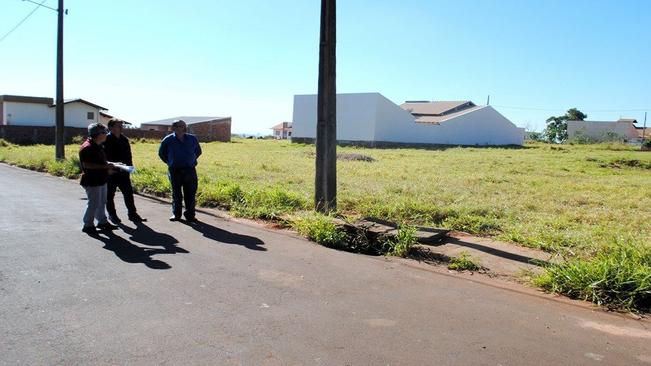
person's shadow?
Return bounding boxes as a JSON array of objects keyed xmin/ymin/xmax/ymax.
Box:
[
  {"xmin": 185, "ymin": 220, "xmax": 266, "ymax": 251},
  {"xmin": 120, "ymin": 222, "xmax": 188, "ymax": 254}
]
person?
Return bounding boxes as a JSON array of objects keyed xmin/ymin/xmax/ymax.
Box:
[
  {"xmin": 103, "ymin": 118, "xmax": 145, "ymax": 224},
  {"xmin": 79, "ymin": 123, "xmax": 119, "ymax": 234},
  {"xmin": 158, "ymin": 119, "xmax": 202, "ymax": 223}
]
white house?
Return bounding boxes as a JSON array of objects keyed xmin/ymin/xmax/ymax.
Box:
[
  {"xmin": 0, "ymin": 95, "xmax": 108, "ymax": 128},
  {"xmin": 292, "ymin": 92, "xmax": 524, "ymax": 146},
  {"xmin": 567, "ymin": 118, "xmax": 647, "ymax": 143}
]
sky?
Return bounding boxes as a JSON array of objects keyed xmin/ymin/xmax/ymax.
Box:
[{"xmin": 1, "ymin": 0, "xmax": 650, "ymax": 135}]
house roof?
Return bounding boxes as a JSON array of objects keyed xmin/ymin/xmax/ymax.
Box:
[
  {"xmin": 0, "ymin": 95, "xmax": 53, "ymax": 105},
  {"xmin": 271, "ymin": 122, "xmax": 292, "ymax": 130},
  {"xmin": 412, "ymin": 105, "xmax": 486, "ymax": 124},
  {"xmin": 51, "ymin": 99, "xmax": 108, "ymax": 110},
  {"xmin": 400, "ymin": 100, "xmax": 476, "ymax": 116},
  {"xmin": 141, "ymin": 116, "xmax": 229, "ymax": 126}
]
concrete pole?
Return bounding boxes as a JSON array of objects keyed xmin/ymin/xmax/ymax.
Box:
[
  {"xmin": 55, "ymin": 0, "xmax": 65, "ymax": 160},
  {"xmin": 315, "ymin": 0, "xmax": 336, "ymax": 213}
]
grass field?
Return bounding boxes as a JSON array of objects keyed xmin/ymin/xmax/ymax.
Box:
[{"xmin": 1, "ymin": 138, "xmax": 650, "ymax": 311}]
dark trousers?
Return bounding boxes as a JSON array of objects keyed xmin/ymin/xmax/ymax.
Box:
[
  {"xmin": 168, "ymin": 167, "xmax": 198, "ymax": 219},
  {"xmin": 107, "ymin": 171, "xmax": 137, "ymax": 217}
]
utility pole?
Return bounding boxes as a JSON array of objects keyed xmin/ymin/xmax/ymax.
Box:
[
  {"xmin": 486, "ymin": 95, "xmax": 490, "ymax": 106},
  {"xmin": 315, "ymin": 0, "xmax": 336, "ymax": 213},
  {"xmin": 55, "ymin": 0, "xmax": 65, "ymax": 160},
  {"xmin": 643, "ymin": 112, "xmax": 647, "ymax": 140}
]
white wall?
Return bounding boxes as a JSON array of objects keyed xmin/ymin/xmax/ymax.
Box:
[
  {"xmin": 4, "ymin": 101, "xmax": 53, "ymax": 126},
  {"xmin": 2, "ymin": 101, "xmax": 101, "ymax": 128},
  {"xmin": 292, "ymin": 93, "xmax": 379, "ymax": 141},
  {"xmin": 378, "ymin": 106, "xmax": 524, "ymax": 145},
  {"xmin": 292, "ymin": 93, "xmax": 524, "ymax": 146},
  {"xmin": 64, "ymin": 103, "xmax": 100, "ymax": 128},
  {"xmin": 568, "ymin": 121, "xmax": 638, "ymax": 141}
]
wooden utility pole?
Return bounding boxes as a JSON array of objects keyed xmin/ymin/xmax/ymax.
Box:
[
  {"xmin": 55, "ymin": 0, "xmax": 65, "ymax": 160},
  {"xmin": 315, "ymin": 0, "xmax": 336, "ymax": 213}
]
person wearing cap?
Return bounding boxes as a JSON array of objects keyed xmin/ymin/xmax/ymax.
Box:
[
  {"xmin": 79, "ymin": 123, "xmax": 119, "ymax": 234},
  {"xmin": 103, "ymin": 118, "xmax": 145, "ymax": 224},
  {"xmin": 158, "ymin": 119, "xmax": 202, "ymax": 223}
]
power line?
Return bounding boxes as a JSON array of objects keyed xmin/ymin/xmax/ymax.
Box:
[
  {"xmin": 492, "ymin": 105, "xmax": 649, "ymax": 113},
  {"xmin": 0, "ymin": 0, "xmax": 48, "ymax": 43}
]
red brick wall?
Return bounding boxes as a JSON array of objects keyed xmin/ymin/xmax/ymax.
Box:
[{"xmin": 187, "ymin": 119, "xmax": 231, "ymax": 142}]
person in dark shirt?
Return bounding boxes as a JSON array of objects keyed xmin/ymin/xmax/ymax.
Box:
[
  {"xmin": 79, "ymin": 123, "xmax": 119, "ymax": 234},
  {"xmin": 103, "ymin": 118, "xmax": 145, "ymax": 224},
  {"xmin": 158, "ymin": 119, "xmax": 202, "ymax": 223}
]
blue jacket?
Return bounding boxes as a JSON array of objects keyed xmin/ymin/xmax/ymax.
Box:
[{"xmin": 158, "ymin": 133, "xmax": 202, "ymax": 168}]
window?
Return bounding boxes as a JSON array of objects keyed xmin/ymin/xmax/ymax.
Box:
[{"xmin": 87, "ymin": 112, "xmax": 95, "ymax": 120}]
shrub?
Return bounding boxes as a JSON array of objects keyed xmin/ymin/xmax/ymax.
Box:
[
  {"xmin": 0, "ymin": 139, "xmax": 13, "ymax": 147},
  {"xmin": 642, "ymin": 139, "xmax": 651, "ymax": 149},
  {"xmin": 71, "ymin": 135, "xmax": 85, "ymax": 144},
  {"xmin": 535, "ymin": 244, "xmax": 651, "ymax": 312}
]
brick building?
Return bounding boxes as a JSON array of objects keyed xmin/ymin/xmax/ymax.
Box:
[{"xmin": 140, "ymin": 116, "xmax": 231, "ymax": 142}]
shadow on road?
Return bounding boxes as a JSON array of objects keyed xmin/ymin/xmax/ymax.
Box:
[
  {"xmin": 88, "ymin": 225, "xmax": 188, "ymax": 269},
  {"xmin": 187, "ymin": 220, "xmax": 266, "ymax": 251},
  {"xmin": 445, "ymin": 238, "xmax": 550, "ymax": 267},
  {"xmin": 120, "ymin": 222, "xmax": 186, "ymax": 251}
]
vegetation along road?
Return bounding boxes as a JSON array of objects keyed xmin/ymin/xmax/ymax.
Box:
[{"xmin": 1, "ymin": 138, "xmax": 649, "ymax": 312}]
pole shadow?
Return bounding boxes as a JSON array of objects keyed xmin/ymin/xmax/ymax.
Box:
[
  {"xmin": 444, "ymin": 238, "xmax": 550, "ymax": 267},
  {"xmin": 184, "ymin": 220, "xmax": 266, "ymax": 251}
]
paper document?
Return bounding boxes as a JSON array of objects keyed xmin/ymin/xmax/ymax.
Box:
[{"xmin": 110, "ymin": 162, "xmax": 136, "ymax": 174}]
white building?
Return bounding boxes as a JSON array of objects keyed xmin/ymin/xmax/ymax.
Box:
[
  {"xmin": 292, "ymin": 92, "xmax": 524, "ymax": 146},
  {"xmin": 0, "ymin": 95, "xmax": 108, "ymax": 128},
  {"xmin": 567, "ymin": 119, "xmax": 647, "ymax": 143}
]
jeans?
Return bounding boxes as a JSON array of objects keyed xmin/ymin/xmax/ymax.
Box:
[
  {"xmin": 168, "ymin": 167, "xmax": 198, "ymax": 219},
  {"xmin": 83, "ymin": 184, "xmax": 108, "ymax": 227},
  {"xmin": 107, "ymin": 171, "xmax": 137, "ymax": 217}
]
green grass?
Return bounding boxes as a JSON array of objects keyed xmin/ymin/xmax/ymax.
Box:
[
  {"xmin": 535, "ymin": 243, "xmax": 651, "ymax": 312},
  {"xmin": 2, "ymin": 138, "xmax": 650, "ymax": 311},
  {"xmin": 448, "ymin": 252, "xmax": 482, "ymax": 271}
]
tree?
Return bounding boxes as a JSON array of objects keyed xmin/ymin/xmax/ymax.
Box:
[
  {"xmin": 566, "ymin": 108, "xmax": 587, "ymax": 121},
  {"xmin": 544, "ymin": 108, "xmax": 587, "ymax": 143}
]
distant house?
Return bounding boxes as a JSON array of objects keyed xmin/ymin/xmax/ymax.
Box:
[
  {"xmin": 567, "ymin": 118, "xmax": 647, "ymax": 143},
  {"xmin": 292, "ymin": 93, "xmax": 524, "ymax": 146},
  {"xmin": 140, "ymin": 116, "xmax": 231, "ymax": 142},
  {"xmin": 271, "ymin": 122, "xmax": 292, "ymax": 139},
  {"xmin": 0, "ymin": 94, "xmax": 108, "ymax": 128}
]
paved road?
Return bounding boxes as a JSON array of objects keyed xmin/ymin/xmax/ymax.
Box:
[{"xmin": 1, "ymin": 163, "xmax": 650, "ymax": 366}]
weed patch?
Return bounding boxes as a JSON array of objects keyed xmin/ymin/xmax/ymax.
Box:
[
  {"xmin": 535, "ymin": 244, "xmax": 651, "ymax": 312},
  {"xmin": 448, "ymin": 252, "xmax": 482, "ymax": 271}
]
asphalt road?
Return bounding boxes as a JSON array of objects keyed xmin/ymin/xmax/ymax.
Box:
[{"xmin": 1, "ymin": 163, "xmax": 650, "ymax": 366}]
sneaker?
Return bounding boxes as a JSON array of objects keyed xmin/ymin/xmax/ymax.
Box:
[
  {"xmin": 169, "ymin": 215, "xmax": 181, "ymax": 221},
  {"xmin": 128, "ymin": 213, "xmax": 146, "ymax": 222},
  {"xmin": 108, "ymin": 215, "xmax": 122, "ymax": 224},
  {"xmin": 82, "ymin": 225, "xmax": 96, "ymax": 234},
  {"xmin": 97, "ymin": 222, "xmax": 119, "ymax": 231}
]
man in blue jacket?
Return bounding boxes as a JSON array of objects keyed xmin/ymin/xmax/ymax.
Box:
[{"xmin": 158, "ymin": 119, "xmax": 202, "ymax": 223}]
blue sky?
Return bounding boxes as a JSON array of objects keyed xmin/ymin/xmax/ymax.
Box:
[{"xmin": 1, "ymin": 0, "xmax": 650, "ymax": 134}]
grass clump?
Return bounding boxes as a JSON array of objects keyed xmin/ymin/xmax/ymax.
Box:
[
  {"xmin": 384, "ymin": 225, "xmax": 418, "ymax": 257},
  {"xmin": 448, "ymin": 252, "xmax": 482, "ymax": 271},
  {"xmin": 232, "ymin": 187, "xmax": 306, "ymax": 220},
  {"xmin": 197, "ymin": 181, "xmax": 244, "ymax": 208},
  {"xmin": 46, "ymin": 157, "xmax": 81, "ymax": 178},
  {"xmin": 534, "ymin": 244, "xmax": 651, "ymax": 312},
  {"xmin": 292, "ymin": 213, "xmax": 347, "ymax": 249},
  {"xmin": 444, "ymin": 214, "xmax": 501, "ymax": 236},
  {"xmin": 131, "ymin": 167, "xmax": 170, "ymax": 196}
]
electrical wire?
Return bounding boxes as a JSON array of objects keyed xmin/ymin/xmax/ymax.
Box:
[{"xmin": 0, "ymin": 0, "xmax": 48, "ymax": 43}]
